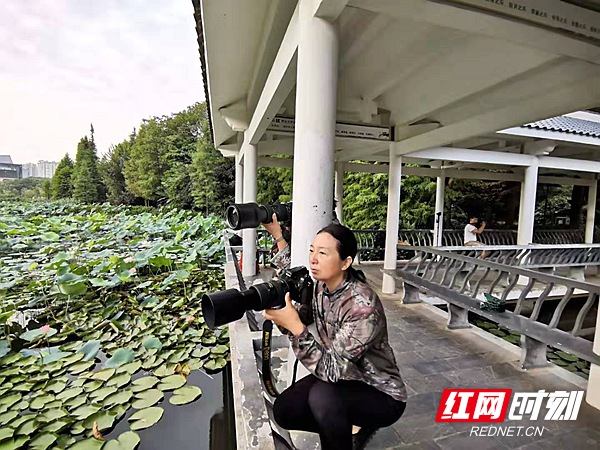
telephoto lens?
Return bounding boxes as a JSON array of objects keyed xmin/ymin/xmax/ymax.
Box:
[
  {"xmin": 225, "ymin": 202, "xmax": 292, "ymax": 230},
  {"xmin": 201, "ymin": 266, "xmax": 312, "ymax": 329}
]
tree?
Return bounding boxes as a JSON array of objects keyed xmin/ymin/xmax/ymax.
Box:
[
  {"xmin": 72, "ymin": 136, "xmax": 103, "ymax": 203},
  {"xmin": 51, "ymin": 154, "xmax": 74, "ymax": 199},
  {"xmin": 125, "ymin": 119, "xmax": 166, "ymax": 205},
  {"xmin": 190, "ymin": 134, "xmax": 234, "ymax": 215},
  {"xmin": 41, "ymin": 179, "xmax": 52, "ymax": 200},
  {"xmin": 100, "ymin": 134, "xmax": 135, "ymax": 205}
]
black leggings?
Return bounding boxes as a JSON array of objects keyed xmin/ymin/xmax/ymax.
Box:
[{"xmin": 273, "ymin": 374, "xmax": 406, "ymax": 450}]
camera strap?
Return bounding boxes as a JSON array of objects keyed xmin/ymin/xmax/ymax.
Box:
[{"xmin": 261, "ymin": 320, "xmax": 280, "ymax": 397}]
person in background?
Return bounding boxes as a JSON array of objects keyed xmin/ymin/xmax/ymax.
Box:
[{"xmin": 464, "ymin": 215, "xmax": 486, "ymax": 258}]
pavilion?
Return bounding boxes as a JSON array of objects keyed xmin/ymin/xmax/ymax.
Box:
[{"xmin": 193, "ymin": 0, "xmax": 600, "ymax": 409}]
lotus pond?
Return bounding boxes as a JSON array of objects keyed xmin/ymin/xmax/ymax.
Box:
[{"xmin": 0, "ymin": 202, "xmax": 235, "ymax": 449}]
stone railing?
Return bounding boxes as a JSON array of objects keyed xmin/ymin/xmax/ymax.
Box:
[{"xmin": 386, "ymin": 246, "xmax": 600, "ymax": 369}]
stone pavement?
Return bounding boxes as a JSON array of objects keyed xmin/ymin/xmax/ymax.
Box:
[{"xmin": 358, "ymin": 262, "xmax": 600, "ymax": 450}]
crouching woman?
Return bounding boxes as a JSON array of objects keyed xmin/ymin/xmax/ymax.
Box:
[{"xmin": 263, "ymin": 223, "xmax": 407, "ymax": 450}]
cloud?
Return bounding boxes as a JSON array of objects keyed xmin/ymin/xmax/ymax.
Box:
[{"xmin": 0, "ymin": 0, "xmax": 204, "ymax": 164}]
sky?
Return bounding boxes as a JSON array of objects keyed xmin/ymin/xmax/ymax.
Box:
[{"xmin": 0, "ymin": 0, "xmax": 205, "ymax": 165}]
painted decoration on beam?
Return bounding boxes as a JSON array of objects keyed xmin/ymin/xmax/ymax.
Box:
[
  {"xmin": 447, "ymin": 0, "xmax": 600, "ymax": 42},
  {"xmin": 267, "ymin": 116, "xmax": 391, "ymax": 141}
]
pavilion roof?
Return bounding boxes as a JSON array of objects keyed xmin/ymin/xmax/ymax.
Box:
[{"xmin": 524, "ymin": 115, "xmax": 600, "ymax": 138}]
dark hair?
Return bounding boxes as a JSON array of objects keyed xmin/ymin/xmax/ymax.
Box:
[{"xmin": 317, "ymin": 223, "xmax": 366, "ymax": 283}]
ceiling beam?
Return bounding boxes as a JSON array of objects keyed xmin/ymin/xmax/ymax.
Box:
[
  {"xmin": 539, "ymin": 156, "xmax": 600, "ymax": 173},
  {"xmin": 393, "ymin": 74, "xmax": 600, "ymax": 156},
  {"xmin": 246, "ymin": 5, "xmax": 299, "ymax": 145},
  {"xmin": 246, "ymin": 1, "xmax": 298, "ymax": 114},
  {"xmin": 406, "ymin": 147, "xmax": 535, "ymax": 166},
  {"xmin": 312, "ymin": 0, "xmax": 349, "ymax": 21},
  {"xmin": 258, "ymin": 156, "xmax": 293, "ymax": 169},
  {"xmin": 257, "ymin": 139, "xmax": 294, "ymax": 156},
  {"xmin": 349, "ymin": 0, "xmax": 600, "ymax": 64}
]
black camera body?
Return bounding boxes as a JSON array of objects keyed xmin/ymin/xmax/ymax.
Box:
[
  {"xmin": 201, "ymin": 266, "xmax": 313, "ymax": 329},
  {"xmin": 225, "ymin": 202, "xmax": 292, "ymax": 230}
]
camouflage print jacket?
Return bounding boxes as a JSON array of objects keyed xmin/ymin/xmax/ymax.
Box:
[{"xmin": 272, "ymin": 245, "xmax": 407, "ymax": 402}]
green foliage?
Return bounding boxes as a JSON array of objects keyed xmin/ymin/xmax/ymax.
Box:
[
  {"xmin": 257, "ymin": 164, "xmax": 293, "ymax": 205},
  {"xmin": 72, "ymin": 136, "xmax": 103, "ymax": 203},
  {"xmin": 343, "ymin": 169, "xmax": 389, "ymax": 229},
  {"xmin": 100, "ymin": 136, "xmax": 135, "ymax": 205},
  {"xmin": 0, "ymin": 178, "xmax": 45, "ymax": 201},
  {"xmin": 189, "ymin": 105, "xmax": 234, "ymax": 214},
  {"xmin": 52, "ymin": 154, "xmax": 74, "ymax": 199}
]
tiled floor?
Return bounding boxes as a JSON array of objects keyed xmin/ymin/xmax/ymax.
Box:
[{"xmin": 357, "ymin": 263, "xmax": 600, "ymax": 449}]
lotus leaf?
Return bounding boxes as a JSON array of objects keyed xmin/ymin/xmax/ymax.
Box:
[
  {"xmin": 42, "ymin": 408, "xmax": 68, "ymax": 421},
  {"xmin": 210, "ymin": 344, "xmax": 228, "ymax": 355},
  {"xmin": 89, "ymin": 386, "xmax": 118, "ymax": 402},
  {"xmin": 116, "ymin": 361, "xmax": 141, "ymax": 375},
  {"xmin": 28, "ymin": 432, "xmax": 57, "ymax": 450},
  {"xmin": 91, "ymin": 368, "xmax": 115, "ymax": 381},
  {"xmin": 0, "ymin": 437, "xmax": 29, "ymax": 450},
  {"xmin": 70, "ymin": 361, "xmax": 95, "ymax": 375},
  {"xmin": 71, "ymin": 404, "xmax": 101, "ymax": 420},
  {"xmin": 0, "ymin": 428, "xmax": 12, "ymax": 442},
  {"xmin": 0, "ymin": 410, "xmax": 18, "ymax": 426},
  {"xmin": 128, "ymin": 406, "xmax": 163, "ymax": 430},
  {"xmin": 42, "ymin": 417, "xmax": 73, "ymax": 434},
  {"xmin": 157, "ymin": 374, "xmax": 186, "ymax": 391},
  {"xmin": 103, "ymin": 389, "xmax": 133, "ymax": 407},
  {"xmin": 106, "ymin": 373, "xmax": 131, "ymax": 389},
  {"xmin": 142, "ymin": 337, "xmax": 162, "ymax": 351},
  {"xmin": 77, "ymin": 341, "xmax": 101, "ymax": 362},
  {"xmin": 132, "ymin": 389, "xmax": 163, "ymax": 409},
  {"xmin": 204, "ymin": 357, "xmax": 227, "ymax": 372},
  {"xmin": 15, "ymin": 418, "xmax": 38, "ymax": 436},
  {"xmin": 83, "ymin": 409, "xmax": 118, "ymax": 432},
  {"xmin": 169, "ymin": 385, "xmax": 202, "ymax": 405},
  {"xmin": 191, "ymin": 347, "xmax": 210, "ymax": 359},
  {"xmin": 131, "ymin": 376, "xmax": 159, "ymax": 392},
  {"xmin": 68, "ymin": 437, "xmax": 104, "ymax": 449},
  {"xmin": 57, "ymin": 387, "xmax": 84, "ymax": 401},
  {"xmin": 0, "ymin": 394, "xmax": 22, "ymax": 408},
  {"xmin": 103, "ymin": 431, "xmax": 140, "ymax": 450}
]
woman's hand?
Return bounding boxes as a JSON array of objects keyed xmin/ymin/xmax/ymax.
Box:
[
  {"xmin": 263, "ymin": 293, "xmax": 305, "ymax": 336},
  {"xmin": 262, "ymin": 213, "xmax": 282, "ymax": 239}
]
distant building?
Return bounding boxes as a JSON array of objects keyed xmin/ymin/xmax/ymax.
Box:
[
  {"xmin": 21, "ymin": 160, "xmax": 59, "ymax": 179},
  {"xmin": 0, "ymin": 155, "xmax": 22, "ymax": 180}
]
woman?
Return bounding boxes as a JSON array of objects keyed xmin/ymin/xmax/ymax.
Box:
[{"xmin": 262, "ymin": 219, "xmax": 407, "ymax": 450}]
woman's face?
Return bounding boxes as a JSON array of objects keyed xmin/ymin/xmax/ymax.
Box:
[{"xmin": 309, "ymin": 232, "xmax": 350, "ymax": 283}]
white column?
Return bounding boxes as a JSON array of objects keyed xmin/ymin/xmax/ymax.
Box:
[
  {"xmin": 587, "ymin": 298, "xmax": 600, "ymax": 410},
  {"xmin": 290, "ymin": 0, "xmax": 338, "ymax": 268},
  {"xmin": 334, "ymin": 162, "xmax": 344, "ymax": 223},
  {"xmin": 383, "ymin": 150, "xmax": 402, "ymax": 294},
  {"xmin": 433, "ymin": 171, "xmax": 445, "ymax": 246},
  {"xmin": 242, "ymin": 140, "xmax": 258, "ymax": 277},
  {"xmin": 586, "ymin": 180, "xmax": 597, "ymax": 243},
  {"xmin": 235, "ymin": 158, "xmax": 243, "ymax": 203},
  {"xmin": 517, "ymin": 159, "xmax": 539, "ymax": 245}
]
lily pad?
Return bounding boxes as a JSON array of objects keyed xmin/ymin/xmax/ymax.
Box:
[
  {"xmin": 77, "ymin": 341, "xmax": 101, "ymax": 362},
  {"xmin": 132, "ymin": 389, "xmax": 163, "ymax": 409},
  {"xmin": 91, "ymin": 368, "xmax": 116, "ymax": 381},
  {"xmin": 104, "ymin": 349, "xmax": 134, "ymax": 369},
  {"xmin": 169, "ymin": 385, "xmax": 202, "ymax": 405},
  {"xmin": 143, "ymin": 337, "xmax": 162, "ymax": 351},
  {"xmin": 103, "ymin": 431, "xmax": 141, "ymax": 450},
  {"xmin": 117, "ymin": 361, "xmax": 142, "ymax": 375},
  {"xmin": 106, "ymin": 373, "xmax": 131, "ymax": 389},
  {"xmin": 68, "ymin": 437, "xmax": 104, "ymax": 450},
  {"xmin": 28, "ymin": 432, "xmax": 57, "ymax": 450},
  {"xmin": 157, "ymin": 374, "xmax": 186, "ymax": 391},
  {"xmin": 128, "ymin": 406, "xmax": 164, "ymax": 430},
  {"xmin": 131, "ymin": 376, "xmax": 159, "ymax": 393},
  {"xmin": 103, "ymin": 390, "xmax": 133, "ymax": 407}
]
